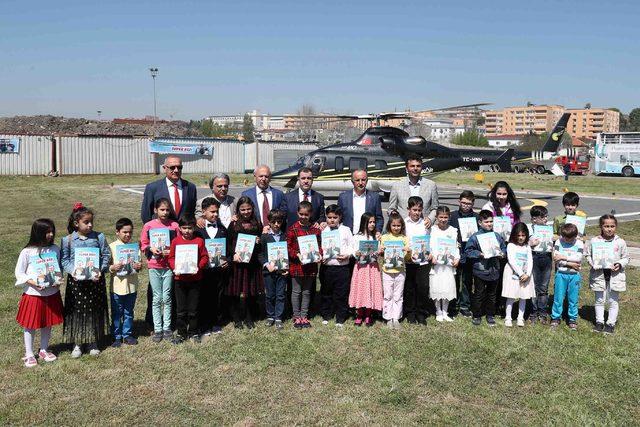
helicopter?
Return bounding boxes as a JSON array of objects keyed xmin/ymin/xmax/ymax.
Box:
[{"xmin": 267, "ymin": 108, "xmax": 572, "ymax": 193}]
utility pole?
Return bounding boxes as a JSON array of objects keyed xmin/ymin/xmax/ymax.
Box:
[{"xmin": 149, "ymin": 67, "xmax": 159, "ymax": 137}]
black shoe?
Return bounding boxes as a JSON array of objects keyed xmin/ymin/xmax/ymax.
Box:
[
  {"xmin": 486, "ymin": 316, "xmax": 496, "ymax": 327},
  {"xmin": 191, "ymin": 334, "xmax": 201, "ymax": 343},
  {"xmin": 123, "ymin": 337, "xmax": 138, "ymax": 345},
  {"xmin": 593, "ymin": 322, "xmax": 605, "ymax": 333},
  {"xmin": 459, "ymin": 309, "xmax": 472, "ymax": 318},
  {"xmin": 603, "ymin": 324, "xmax": 615, "ymax": 335},
  {"xmin": 152, "ymin": 332, "xmax": 163, "ymax": 343},
  {"xmin": 406, "ymin": 316, "xmax": 417, "ymax": 324},
  {"xmin": 162, "ymin": 330, "xmax": 173, "ymax": 340},
  {"xmin": 472, "ymin": 317, "xmax": 481, "ymax": 326},
  {"xmin": 265, "ymin": 318, "xmax": 275, "ymax": 327},
  {"xmin": 111, "ymin": 339, "xmax": 122, "ymax": 348},
  {"xmin": 234, "ymin": 321, "xmax": 244, "ymax": 329},
  {"xmin": 245, "ymin": 320, "xmax": 255, "ymax": 329},
  {"xmin": 417, "ymin": 316, "xmax": 427, "ymax": 326},
  {"xmin": 171, "ymin": 336, "xmax": 184, "ymax": 345}
]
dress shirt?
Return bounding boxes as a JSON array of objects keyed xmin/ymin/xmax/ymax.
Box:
[
  {"xmin": 257, "ymin": 187, "xmax": 273, "ymax": 222},
  {"xmin": 217, "ymin": 197, "xmax": 233, "ymax": 228},
  {"xmin": 166, "ymin": 178, "xmax": 183, "ymax": 212},
  {"xmin": 352, "ymin": 190, "xmax": 367, "ymax": 234},
  {"xmin": 405, "ymin": 216, "xmax": 427, "ymax": 239},
  {"xmin": 323, "ymin": 225, "xmax": 354, "ymax": 266},
  {"xmin": 408, "ymin": 178, "xmax": 422, "ymax": 197},
  {"xmin": 204, "ymin": 220, "xmax": 219, "ymax": 239},
  {"xmin": 298, "ymin": 188, "xmax": 311, "ymax": 202}
]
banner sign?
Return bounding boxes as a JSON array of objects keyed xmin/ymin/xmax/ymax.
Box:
[
  {"xmin": 148, "ymin": 139, "xmax": 213, "ymax": 156},
  {"xmin": 0, "ymin": 138, "xmax": 20, "ymax": 153}
]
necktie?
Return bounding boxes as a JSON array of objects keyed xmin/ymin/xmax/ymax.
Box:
[
  {"xmin": 261, "ymin": 190, "xmax": 270, "ymax": 226},
  {"xmin": 173, "ymin": 183, "xmax": 181, "ymax": 217},
  {"xmin": 303, "ymin": 192, "xmax": 309, "ymax": 202}
]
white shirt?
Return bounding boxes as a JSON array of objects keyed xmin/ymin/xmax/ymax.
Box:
[
  {"xmin": 15, "ymin": 245, "xmax": 62, "ymax": 297},
  {"xmin": 204, "ymin": 220, "xmax": 219, "ymax": 239},
  {"xmin": 298, "ymin": 188, "xmax": 311, "ymax": 203},
  {"xmin": 323, "ymin": 225, "xmax": 354, "ymax": 266},
  {"xmin": 408, "ymin": 178, "xmax": 422, "ymax": 197},
  {"xmin": 352, "ymin": 190, "xmax": 367, "ymax": 234},
  {"xmin": 166, "ymin": 178, "xmax": 183, "ymax": 212},
  {"xmin": 216, "ymin": 196, "xmax": 233, "ymax": 228},
  {"xmin": 405, "ymin": 216, "xmax": 427, "ymax": 239},
  {"xmin": 257, "ymin": 187, "xmax": 273, "ymax": 221}
]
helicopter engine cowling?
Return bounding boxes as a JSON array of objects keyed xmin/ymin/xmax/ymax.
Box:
[
  {"xmin": 403, "ymin": 136, "xmax": 427, "ymax": 146},
  {"xmin": 379, "ymin": 136, "xmax": 397, "ymax": 150}
]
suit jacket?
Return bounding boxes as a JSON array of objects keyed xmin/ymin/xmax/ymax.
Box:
[
  {"xmin": 337, "ymin": 190, "xmax": 384, "ymax": 232},
  {"xmin": 282, "ymin": 189, "xmax": 326, "ymax": 230},
  {"xmin": 141, "ymin": 178, "xmax": 198, "ymax": 223},
  {"xmin": 195, "ymin": 220, "xmax": 231, "ymax": 258},
  {"xmin": 387, "ymin": 177, "xmax": 439, "ymax": 222},
  {"xmin": 195, "ymin": 194, "xmax": 236, "ymax": 227},
  {"xmin": 257, "ymin": 232, "xmax": 288, "ymax": 272},
  {"xmin": 241, "ymin": 186, "xmax": 286, "ymax": 223}
]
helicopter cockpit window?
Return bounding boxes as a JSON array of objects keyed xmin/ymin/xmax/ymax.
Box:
[
  {"xmin": 334, "ymin": 156, "xmax": 344, "ymax": 172},
  {"xmin": 374, "ymin": 160, "xmax": 387, "ymax": 170},
  {"xmin": 349, "ymin": 157, "xmax": 367, "ymax": 171}
]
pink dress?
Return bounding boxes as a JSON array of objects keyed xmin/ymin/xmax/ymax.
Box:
[{"xmin": 348, "ymin": 234, "xmax": 383, "ymax": 310}]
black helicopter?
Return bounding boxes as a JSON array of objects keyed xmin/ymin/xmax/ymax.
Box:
[{"xmin": 270, "ymin": 110, "xmax": 572, "ymax": 193}]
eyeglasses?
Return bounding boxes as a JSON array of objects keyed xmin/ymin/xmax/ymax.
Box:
[{"xmin": 165, "ymin": 165, "xmax": 183, "ymax": 171}]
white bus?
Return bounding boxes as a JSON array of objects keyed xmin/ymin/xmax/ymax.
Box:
[{"xmin": 594, "ymin": 132, "xmax": 640, "ymax": 177}]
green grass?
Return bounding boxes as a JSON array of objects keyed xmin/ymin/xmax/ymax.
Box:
[
  {"xmin": 1, "ymin": 176, "xmax": 639, "ymax": 424},
  {"xmin": 432, "ymin": 171, "xmax": 640, "ymax": 197}
]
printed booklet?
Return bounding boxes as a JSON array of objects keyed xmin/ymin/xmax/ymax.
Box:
[
  {"xmin": 73, "ymin": 247, "xmax": 100, "ymax": 280},
  {"xmin": 321, "ymin": 229, "xmax": 341, "ymax": 261},
  {"xmin": 114, "ymin": 243, "xmax": 140, "ymax": 276},
  {"xmin": 383, "ymin": 240, "xmax": 405, "ymax": 269},
  {"xmin": 458, "ymin": 217, "xmax": 478, "ymax": 242},
  {"xmin": 410, "ymin": 235, "xmax": 430, "ymax": 265},
  {"xmin": 511, "ymin": 248, "xmax": 529, "ymax": 279},
  {"xmin": 357, "ymin": 240, "xmax": 379, "ymax": 265},
  {"xmin": 298, "ymin": 235, "xmax": 321, "ymax": 265},
  {"xmin": 174, "ymin": 244, "xmax": 198, "ymax": 274},
  {"xmin": 267, "ymin": 241, "xmax": 289, "ymax": 271},
  {"xmin": 149, "ymin": 228, "xmax": 171, "ymax": 253},
  {"xmin": 205, "ymin": 238, "xmax": 226, "ymax": 268},
  {"xmin": 477, "ymin": 233, "xmax": 502, "ymax": 258},
  {"xmin": 235, "ymin": 233, "xmax": 256, "ymax": 263},
  {"xmin": 493, "ymin": 216, "xmax": 512, "ymax": 241},
  {"xmin": 28, "ymin": 252, "xmax": 62, "ymax": 288},
  {"xmin": 531, "ymin": 224, "xmax": 553, "ymax": 253},
  {"xmin": 431, "ymin": 236, "xmax": 459, "ymax": 266},
  {"xmin": 591, "ymin": 241, "xmax": 615, "ymax": 269},
  {"xmin": 566, "ymin": 215, "xmax": 586, "ymax": 235}
]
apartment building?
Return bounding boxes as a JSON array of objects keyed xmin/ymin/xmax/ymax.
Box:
[
  {"xmin": 566, "ymin": 108, "xmax": 619, "ymax": 139},
  {"xmin": 484, "ymin": 105, "xmax": 564, "ymax": 136}
]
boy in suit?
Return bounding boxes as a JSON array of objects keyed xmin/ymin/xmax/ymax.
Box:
[{"xmin": 258, "ymin": 209, "xmax": 288, "ymax": 330}]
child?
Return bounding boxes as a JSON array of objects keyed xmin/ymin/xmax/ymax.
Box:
[
  {"xmin": 586, "ymin": 214, "xmax": 629, "ymax": 334},
  {"xmin": 320, "ymin": 205, "xmax": 354, "ymax": 327},
  {"xmin": 449, "ymin": 190, "xmax": 478, "ymax": 318},
  {"xmin": 196, "ymin": 197, "xmax": 229, "ymax": 335},
  {"xmin": 14, "ymin": 219, "xmax": 64, "ymax": 367},
  {"xmin": 429, "ymin": 206, "xmax": 459, "ymax": 323},
  {"xmin": 502, "ymin": 223, "xmax": 535, "ymax": 327},
  {"xmin": 108, "ymin": 218, "xmax": 142, "ymax": 347},
  {"xmin": 228, "ymin": 196, "xmax": 264, "ymax": 329},
  {"xmin": 168, "ymin": 216, "xmax": 209, "ymax": 343},
  {"xmin": 140, "ymin": 198, "xmax": 179, "ymax": 343},
  {"xmin": 350, "ymin": 212, "xmax": 384, "ymax": 326},
  {"xmin": 258, "ymin": 209, "xmax": 289, "ymax": 330},
  {"xmin": 379, "ymin": 212, "xmax": 408, "ymax": 329},
  {"xmin": 482, "ymin": 181, "xmax": 522, "ymax": 226},
  {"xmin": 553, "ymin": 192, "xmax": 586, "ymax": 240},
  {"xmin": 550, "ymin": 223, "xmax": 584, "ymax": 330},
  {"xmin": 528, "ymin": 205, "xmax": 552, "ymax": 323},
  {"xmin": 464, "ymin": 210, "xmax": 507, "ymax": 327},
  {"xmin": 286, "ymin": 201, "xmax": 322, "ymax": 329},
  {"xmin": 403, "ymin": 196, "xmax": 431, "ymax": 325},
  {"xmin": 60, "ymin": 203, "xmax": 111, "ymax": 358}
]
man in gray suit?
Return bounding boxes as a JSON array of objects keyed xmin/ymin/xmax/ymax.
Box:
[
  {"xmin": 388, "ymin": 153, "xmax": 439, "ymax": 227},
  {"xmin": 196, "ymin": 173, "xmax": 236, "ymax": 228}
]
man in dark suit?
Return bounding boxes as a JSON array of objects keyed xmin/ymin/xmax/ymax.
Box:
[
  {"xmin": 141, "ymin": 155, "xmax": 198, "ymax": 223},
  {"xmin": 338, "ymin": 169, "xmax": 384, "ymax": 234},
  {"xmin": 282, "ymin": 167, "xmax": 326, "ymax": 231},
  {"xmin": 241, "ymin": 165, "xmax": 285, "ymax": 225}
]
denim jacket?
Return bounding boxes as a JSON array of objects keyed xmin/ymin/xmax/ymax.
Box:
[
  {"xmin": 464, "ymin": 228, "xmax": 507, "ymax": 281},
  {"xmin": 61, "ymin": 231, "xmax": 111, "ymax": 275}
]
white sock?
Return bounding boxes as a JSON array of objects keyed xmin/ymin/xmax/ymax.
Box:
[
  {"xmin": 24, "ymin": 329, "xmax": 35, "ymax": 358},
  {"xmin": 505, "ymin": 298, "xmax": 514, "ymax": 320},
  {"xmin": 518, "ymin": 299, "xmax": 526, "ymax": 320},
  {"xmin": 442, "ymin": 299, "xmax": 449, "ymax": 315},
  {"xmin": 40, "ymin": 327, "xmax": 52, "ymax": 351}
]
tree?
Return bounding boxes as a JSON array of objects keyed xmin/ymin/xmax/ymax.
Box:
[
  {"xmin": 584, "ymin": 102, "xmax": 592, "ymax": 110},
  {"xmin": 451, "ymin": 130, "xmax": 488, "ymax": 147},
  {"xmin": 628, "ymin": 108, "xmax": 640, "ymax": 131},
  {"xmin": 242, "ymin": 113, "xmax": 255, "ymax": 142}
]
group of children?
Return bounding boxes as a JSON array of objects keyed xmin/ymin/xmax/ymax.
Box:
[{"xmin": 14, "ymin": 182, "xmax": 630, "ymax": 367}]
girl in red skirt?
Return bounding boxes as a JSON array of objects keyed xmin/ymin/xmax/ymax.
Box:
[{"xmin": 15, "ymin": 219, "xmax": 64, "ymax": 367}]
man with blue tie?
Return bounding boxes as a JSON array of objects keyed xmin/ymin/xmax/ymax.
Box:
[
  {"xmin": 338, "ymin": 169, "xmax": 384, "ymax": 234},
  {"xmin": 241, "ymin": 165, "xmax": 285, "ymax": 226},
  {"xmin": 282, "ymin": 167, "xmax": 326, "ymax": 231}
]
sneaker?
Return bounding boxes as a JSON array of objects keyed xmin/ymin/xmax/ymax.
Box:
[
  {"xmin": 211, "ymin": 326, "xmax": 223, "ymax": 334},
  {"xmin": 191, "ymin": 334, "xmax": 201, "ymax": 343},
  {"xmin": 275, "ymin": 320, "xmax": 284, "ymax": 330},
  {"xmin": 294, "ymin": 318, "xmax": 303, "ymax": 329},
  {"xmin": 302, "ymin": 317, "xmax": 312, "ymax": 328},
  {"xmin": 171, "ymin": 336, "xmax": 184, "ymax": 345},
  {"xmin": 486, "ymin": 316, "xmax": 496, "ymax": 327},
  {"xmin": 234, "ymin": 321, "xmax": 244, "ymax": 329},
  {"xmin": 22, "ymin": 356, "xmax": 38, "ymax": 368},
  {"xmin": 354, "ymin": 317, "xmax": 363, "ymax": 326},
  {"xmin": 124, "ymin": 337, "xmax": 138, "ymax": 345},
  {"xmin": 436, "ymin": 315, "xmax": 444, "ymax": 323},
  {"xmin": 201, "ymin": 329, "xmax": 212, "ymax": 337},
  {"xmin": 550, "ymin": 319, "xmax": 560, "ymax": 329},
  {"xmin": 244, "ymin": 320, "xmax": 255, "ymax": 330},
  {"xmin": 88, "ymin": 344, "xmax": 101, "ymax": 356},
  {"xmin": 111, "ymin": 339, "xmax": 122, "ymax": 348},
  {"xmin": 443, "ymin": 315, "xmax": 454, "ymax": 322},
  {"xmin": 472, "ymin": 317, "xmax": 482, "ymax": 326},
  {"xmin": 163, "ymin": 330, "xmax": 173, "ymax": 340},
  {"xmin": 38, "ymin": 349, "xmax": 57, "ymax": 362},
  {"xmin": 593, "ymin": 322, "xmax": 605, "ymax": 333},
  {"xmin": 417, "ymin": 316, "xmax": 427, "ymax": 326},
  {"xmin": 152, "ymin": 332, "xmax": 163, "ymax": 343},
  {"xmin": 322, "ymin": 319, "xmax": 329, "ymax": 325},
  {"xmin": 387, "ymin": 320, "xmax": 394, "ymax": 329},
  {"xmin": 568, "ymin": 322, "xmax": 578, "ymax": 331},
  {"xmin": 393, "ymin": 319, "xmax": 402, "ymax": 330},
  {"xmin": 517, "ymin": 318, "xmax": 525, "ymax": 327},
  {"xmin": 528, "ymin": 316, "xmax": 537, "ymax": 325},
  {"xmin": 71, "ymin": 345, "xmax": 82, "ymax": 358},
  {"xmin": 365, "ymin": 317, "xmax": 373, "ymax": 327},
  {"xmin": 603, "ymin": 324, "xmax": 615, "ymax": 335},
  {"xmin": 335, "ymin": 322, "xmax": 344, "ymax": 328},
  {"xmin": 539, "ymin": 315, "xmax": 549, "ymax": 325},
  {"xmin": 459, "ymin": 309, "xmax": 472, "ymax": 318},
  {"xmin": 265, "ymin": 318, "xmax": 275, "ymax": 327},
  {"xmin": 504, "ymin": 318, "xmax": 513, "ymax": 327}
]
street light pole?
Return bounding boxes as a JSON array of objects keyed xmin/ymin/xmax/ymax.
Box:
[{"xmin": 149, "ymin": 67, "xmax": 158, "ymax": 137}]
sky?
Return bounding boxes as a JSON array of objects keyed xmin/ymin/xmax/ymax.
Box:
[{"xmin": 1, "ymin": 0, "xmax": 638, "ymax": 120}]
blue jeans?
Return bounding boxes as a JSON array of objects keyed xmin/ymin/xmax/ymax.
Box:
[
  {"xmin": 149, "ymin": 268, "xmax": 173, "ymax": 332},
  {"xmin": 263, "ymin": 272, "xmax": 286, "ymax": 320},
  {"xmin": 551, "ymin": 272, "xmax": 581, "ymax": 322},
  {"xmin": 111, "ymin": 292, "xmax": 137, "ymax": 339},
  {"xmin": 531, "ymin": 253, "xmax": 552, "ymax": 318}
]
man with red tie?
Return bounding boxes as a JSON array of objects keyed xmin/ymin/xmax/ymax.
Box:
[
  {"xmin": 241, "ymin": 165, "xmax": 285, "ymax": 226},
  {"xmin": 282, "ymin": 167, "xmax": 326, "ymax": 231},
  {"xmin": 141, "ymin": 155, "xmax": 198, "ymax": 223}
]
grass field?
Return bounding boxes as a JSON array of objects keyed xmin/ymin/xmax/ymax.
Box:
[{"xmin": 1, "ymin": 176, "xmax": 639, "ymax": 425}]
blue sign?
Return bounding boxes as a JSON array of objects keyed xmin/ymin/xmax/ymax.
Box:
[
  {"xmin": 148, "ymin": 139, "xmax": 213, "ymax": 156},
  {"xmin": 0, "ymin": 138, "xmax": 19, "ymax": 153}
]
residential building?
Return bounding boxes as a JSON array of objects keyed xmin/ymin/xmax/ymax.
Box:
[
  {"xmin": 484, "ymin": 105, "xmax": 564, "ymax": 136},
  {"xmin": 566, "ymin": 108, "xmax": 620, "ymax": 139}
]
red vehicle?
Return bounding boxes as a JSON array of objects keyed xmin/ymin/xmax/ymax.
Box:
[{"xmin": 555, "ymin": 153, "xmax": 590, "ymax": 175}]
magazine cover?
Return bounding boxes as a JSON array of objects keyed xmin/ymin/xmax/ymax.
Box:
[
  {"xmin": 267, "ymin": 241, "xmax": 289, "ymax": 271},
  {"xmin": 321, "ymin": 229, "xmax": 341, "ymax": 261},
  {"xmin": 73, "ymin": 247, "xmax": 100, "ymax": 280},
  {"xmin": 511, "ymin": 249, "xmax": 529, "ymax": 279},
  {"xmin": 298, "ymin": 235, "xmax": 321, "ymax": 265},
  {"xmin": 566, "ymin": 215, "xmax": 586, "ymax": 235},
  {"xmin": 432, "ymin": 236, "xmax": 459, "ymax": 266},
  {"xmin": 493, "ymin": 216, "xmax": 512, "ymax": 240},
  {"xmin": 28, "ymin": 252, "xmax": 62, "ymax": 288},
  {"xmin": 477, "ymin": 233, "xmax": 502, "ymax": 258},
  {"xmin": 357, "ymin": 240, "xmax": 379, "ymax": 265},
  {"xmin": 410, "ymin": 235, "xmax": 430, "ymax": 265},
  {"xmin": 591, "ymin": 241, "xmax": 615, "ymax": 269},
  {"xmin": 458, "ymin": 217, "xmax": 478, "ymax": 242},
  {"xmin": 174, "ymin": 244, "xmax": 198, "ymax": 274},
  {"xmin": 205, "ymin": 238, "xmax": 226, "ymax": 268},
  {"xmin": 149, "ymin": 228, "xmax": 171, "ymax": 253},
  {"xmin": 235, "ymin": 233, "xmax": 256, "ymax": 263},
  {"xmin": 531, "ymin": 224, "xmax": 553, "ymax": 252},
  {"xmin": 114, "ymin": 243, "xmax": 140, "ymax": 276},
  {"xmin": 383, "ymin": 240, "xmax": 405, "ymax": 269}
]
